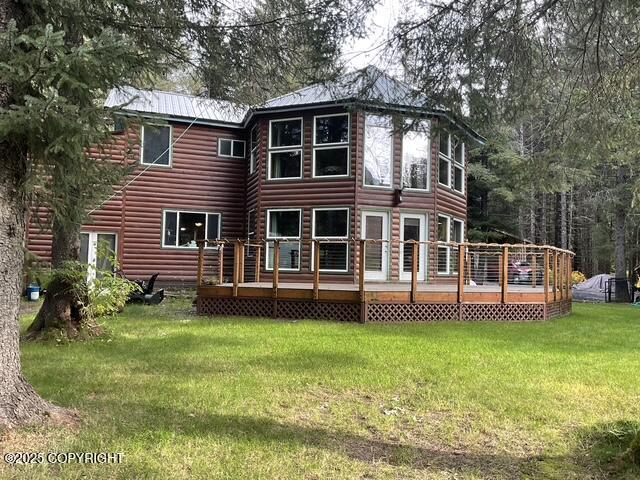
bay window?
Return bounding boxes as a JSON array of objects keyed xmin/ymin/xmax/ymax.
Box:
[
  {"xmin": 402, "ymin": 121, "xmax": 430, "ymax": 190},
  {"xmin": 313, "ymin": 114, "xmax": 350, "ymax": 177},
  {"xmin": 364, "ymin": 114, "xmax": 393, "ymax": 187},
  {"xmin": 268, "ymin": 118, "xmax": 302, "ymax": 179},
  {"xmin": 312, "ymin": 208, "xmax": 349, "ymax": 272},
  {"xmin": 162, "ymin": 210, "xmax": 220, "ymax": 248},
  {"xmin": 266, "ymin": 209, "xmax": 301, "ymax": 270}
]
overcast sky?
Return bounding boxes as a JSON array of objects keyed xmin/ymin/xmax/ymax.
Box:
[{"xmin": 342, "ymin": 0, "xmax": 404, "ymax": 73}]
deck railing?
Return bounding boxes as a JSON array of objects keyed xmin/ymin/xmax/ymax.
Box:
[{"xmin": 196, "ymin": 239, "xmax": 574, "ymax": 305}]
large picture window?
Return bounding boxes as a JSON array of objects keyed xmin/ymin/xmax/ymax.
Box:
[
  {"xmin": 266, "ymin": 209, "xmax": 301, "ymax": 270},
  {"xmin": 364, "ymin": 114, "xmax": 393, "ymax": 187},
  {"xmin": 437, "ymin": 214, "xmax": 464, "ymax": 274},
  {"xmin": 268, "ymin": 118, "xmax": 303, "ymax": 179},
  {"xmin": 162, "ymin": 210, "xmax": 220, "ymax": 248},
  {"xmin": 312, "ymin": 208, "xmax": 349, "ymax": 272},
  {"xmin": 313, "ymin": 114, "xmax": 349, "ymax": 177},
  {"xmin": 141, "ymin": 124, "xmax": 171, "ymax": 166},
  {"xmin": 402, "ymin": 121, "xmax": 430, "ymax": 190}
]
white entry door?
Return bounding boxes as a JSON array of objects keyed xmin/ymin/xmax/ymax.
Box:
[
  {"xmin": 362, "ymin": 211, "xmax": 389, "ymax": 281},
  {"xmin": 400, "ymin": 213, "xmax": 427, "ymax": 281},
  {"xmin": 80, "ymin": 232, "xmax": 117, "ymax": 280}
]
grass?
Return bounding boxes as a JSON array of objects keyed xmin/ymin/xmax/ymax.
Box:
[{"xmin": 1, "ymin": 300, "xmax": 639, "ymax": 479}]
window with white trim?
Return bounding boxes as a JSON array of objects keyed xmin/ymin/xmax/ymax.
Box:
[
  {"xmin": 437, "ymin": 214, "xmax": 464, "ymax": 274},
  {"xmin": 249, "ymin": 125, "xmax": 259, "ymax": 174},
  {"xmin": 162, "ymin": 210, "xmax": 220, "ymax": 248},
  {"xmin": 364, "ymin": 114, "xmax": 393, "ymax": 187},
  {"xmin": 219, "ymin": 138, "xmax": 245, "ymax": 158},
  {"xmin": 438, "ymin": 132, "xmax": 451, "ymax": 186},
  {"xmin": 402, "ymin": 121, "xmax": 430, "ymax": 190},
  {"xmin": 312, "ymin": 208, "xmax": 349, "ymax": 272},
  {"xmin": 266, "ymin": 209, "xmax": 301, "ymax": 270},
  {"xmin": 268, "ymin": 118, "xmax": 302, "ymax": 179},
  {"xmin": 313, "ymin": 114, "xmax": 349, "ymax": 177},
  {"xmin": 453, "ymin": 138, "xmax": 465, "ymax": 193},
  {"xmin": 141, "ymin": 124, "xmax": 171, "ymax": 166}
]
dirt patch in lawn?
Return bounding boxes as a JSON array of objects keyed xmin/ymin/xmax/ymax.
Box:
[{"xmin": 289, "ymin": 387, "xmax": 555, "ymax": 479}]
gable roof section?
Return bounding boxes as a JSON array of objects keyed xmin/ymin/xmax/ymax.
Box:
[{"xmin": 105, "ymin": 87, "xmax": 247, "ymax": 125}]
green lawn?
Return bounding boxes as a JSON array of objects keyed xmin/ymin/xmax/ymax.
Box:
[{"xmin": 2, "ymin": 301, "xmax": 639, "ymax": 479}]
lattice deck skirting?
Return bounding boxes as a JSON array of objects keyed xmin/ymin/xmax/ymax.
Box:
[{"xmin": 197, "ymin": 297, "xmax": 572, "ymax": 323}]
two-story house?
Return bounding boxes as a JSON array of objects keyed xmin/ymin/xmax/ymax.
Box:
[{"xmin": 27, "ymin": 66, "xmax": 484, "ymax": 287}]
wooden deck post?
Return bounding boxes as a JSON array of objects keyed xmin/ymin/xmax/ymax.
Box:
[
  {"xmin": 501, "ymin": 246, "xmax": 509, "ymax": 303},
  {"xmin": 359, "ymin": 239, "xmax": 366, "ymax": 323},
  {"xmin": 255, "ymin": 244, "xmax": 261, "ymax": 283},
  {"xmin": 410, "ymin": 242, "xmax": 418, "ymax": 303},
  {"xmin": 197, "ymin": 240, "xmax": 205, "ymax": 287},
  {"xmin": 218, "ymin": 244, "xmax": 224, "ymax": 284},
  {"xmin": 313, "ymin": 240, "xmax": 320, "ymax": 301},
  {"xmin": 564, "ymin": 252, "xmax": 570, "ymax": 299},
  {"xmin": 232, "ymin": 241, "xmax": 239, "ymax": 297},
  {"xmin": 531, "ymin": 253, "xmax": 537, "ymax": 288},
  {"xmin": 553, "ymin": 251, "xmax": 558, "ymax": 302},
  {"xmin": 560, "ymin": 252, "xmax": 567, "ymax": 300},
  {"xmin": 359, "ymin": 239, "xmax": 366, "ymax": 301},
  {"xmin": 272, "ymin": 240, "xmax": 280, "ymax": 300},
  {"xmin": 457, "ymin": 244, "xmax": 465, "ymax": 304},
  {"xmin": 543, "ymin": 248, "xmax": 550, "ymax": 304},
  {"xmin": 569, "ymin": 255, "xmax": 573, "ymax": 299},
  {"xmin": 237, "ymin": 240, "xmax": 245, "ymax": 284}
]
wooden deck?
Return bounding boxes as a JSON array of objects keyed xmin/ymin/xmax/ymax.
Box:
[{"xmin": 196, "ymin": 240, "xmax": 574, "ymax": 323}]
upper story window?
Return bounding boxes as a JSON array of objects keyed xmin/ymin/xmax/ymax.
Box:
[
  {"xmin": 439, "ymin": 131, "xmax": 465, "ymax": 193},
  {"xmin": 162, "ymin": 210, "xmax": 220, "ymax": 249},
  {"xmin": 141, "ymin": 124, "xmax": 171, "ymax": 167},
  {"xmin": 402, "ymin": 121, "xmax": 430, "ymax": 191},
  {"xmin": 249, "ymin": 125, "xmax": 259, "ymax": 174},
  {"xmin": 268, "ymin": 118, "xmax": 303, "ymax": 180},
  {"xmin": 364, "ymin": 114, "xmax": 393, "ymax": 188},
  {"xmin": 453, "ymin": 139, "xmax": 465, "ymax": 193},
  {"xmin": 313, "ymin": 113, "xmax": 350, "ymax": 177},
  {"xmin": 219, "ymin": 138, "xmax": 245, "ymax": 158}
]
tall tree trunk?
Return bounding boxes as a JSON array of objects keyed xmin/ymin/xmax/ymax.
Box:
[
  {"xmin": 614, "ymin": 167, "xmax": 629, "ymax": 302},
  {"xmin": 26, "ymin": 221, "xmax": 87, "ymax": 338},
  {"xmin": 0, "ymin": 0, "xmax": 56, "ymax": 431},
  {"xmin": 27, "ymin": 170, "xmax": 94, "ymax": 339},
  {"xmin": 560, "ymin": 191, "xmax": 568, "ymax": 249}
]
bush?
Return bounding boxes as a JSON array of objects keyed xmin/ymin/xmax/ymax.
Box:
[
  {"xmin": 47, "ymin": 246, "xmax": 140, "ymax": 320},
  {"xmin": 572, "ymin": 270, "xmax": 587, "ymax": 285}
]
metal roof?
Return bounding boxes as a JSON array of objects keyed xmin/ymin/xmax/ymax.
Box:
[
  {"xmin": 258, "ymin": 66, "xmax": 432, "ymax": 110},
  {"xmin": 104, "ymin": 67, "xmax": 484, "ymax": 143},
  {"xmin": 105, "ymin": 87, "xmax": 247, "ymax": 125}
]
